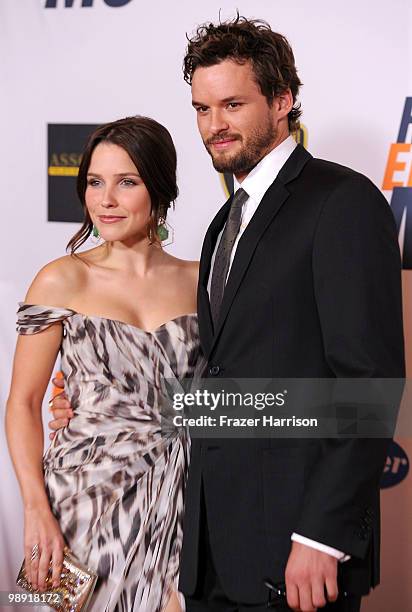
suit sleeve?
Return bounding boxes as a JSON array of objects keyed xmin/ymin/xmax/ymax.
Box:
[{"xmin": 295, "ymin": 173, "xmax": 405, "ymax": 558}]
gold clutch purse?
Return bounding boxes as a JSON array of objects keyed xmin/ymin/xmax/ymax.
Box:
[{"xmin": 16, "ymin": 546, "xmax": 98, "ymax": 611}]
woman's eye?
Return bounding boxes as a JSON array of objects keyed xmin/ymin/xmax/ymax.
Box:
[
  {"xmin": 87, "ymin": 179, "xmax": 101, "ymax": 187},
  {"xmin": 121, "ymin": 178, "xmax": 137, "ymax": 186}
]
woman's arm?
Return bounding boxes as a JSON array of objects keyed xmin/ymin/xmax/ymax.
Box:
[
  {"xmin": 5, "ymin": 263, "xmax": 73, "ymax": 591},
  {"xmin": 6, "ymin": 325, "xmax": 62, "ymax": 506}
]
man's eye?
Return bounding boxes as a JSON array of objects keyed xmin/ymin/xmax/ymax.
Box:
[
  {"xmin": 196, "ymin": 106, "xmax": 208, "ymax": 113},
  {"xmin": 228, "ymin": 102, "xmax": 240, "ymax": 109}
]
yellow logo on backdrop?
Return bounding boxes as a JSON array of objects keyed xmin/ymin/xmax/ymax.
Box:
[
  {"xmin": 49, "ymin": 167, "xmax": 79, "ymax": 176},
  {"xmin": 48, "ymin": 123, "xmax": 98, "ymax": 222},
  {"xmin": 48, "ymin": 153, "xmax": 81, "ymax": 176}
]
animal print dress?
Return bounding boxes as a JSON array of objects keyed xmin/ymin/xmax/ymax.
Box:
[{"xmin": 17, "ymin": 304, "xmax": 199, "ymax": 612}]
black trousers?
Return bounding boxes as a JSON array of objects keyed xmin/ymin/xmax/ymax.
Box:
[{"xmin": 184, "ymin": 484, "xmax": 362, "ymax": 612}]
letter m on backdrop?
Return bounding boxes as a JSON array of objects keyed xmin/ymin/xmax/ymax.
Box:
[{"xmin": 45, "ymin": 0, "xmax": 132, "ymax": 5}]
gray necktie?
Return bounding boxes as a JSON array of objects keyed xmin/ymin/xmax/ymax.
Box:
[{"xmin": 210, "ymin": 188, "xmax": 249, "ymax": 327}]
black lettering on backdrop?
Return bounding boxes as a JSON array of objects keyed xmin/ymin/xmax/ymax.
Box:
[{"xmin": 45, "ymin": 0, "xmax": 132, "ymax": 8}]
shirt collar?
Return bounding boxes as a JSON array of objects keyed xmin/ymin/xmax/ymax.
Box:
[{"xmin": 233, "ymin": 135, "xmax": 297, "ymax": 204}]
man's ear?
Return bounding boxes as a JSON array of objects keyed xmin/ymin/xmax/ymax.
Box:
[{"xmin": 275, "ymin": 88, "xmax": 293, "ymax": 119}]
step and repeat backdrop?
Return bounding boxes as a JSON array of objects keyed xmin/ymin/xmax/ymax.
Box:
[{"xmin": 0, "ymin": 1, "xmax": 411, "ymax": 610}]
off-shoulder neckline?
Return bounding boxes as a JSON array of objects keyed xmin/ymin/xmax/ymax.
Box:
[{"xmin": 18, "ymin": 303, "xmax": 198, "ymax": 335}]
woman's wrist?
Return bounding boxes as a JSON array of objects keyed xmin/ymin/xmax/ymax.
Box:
[{"xmin": 23, "ymin": 491, "xmax": 50, "ymax": 512}]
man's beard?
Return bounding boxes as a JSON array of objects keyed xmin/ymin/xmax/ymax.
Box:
[{"xmin": 205, "ymin": 117, "xmax": 277, "ymax": 175}]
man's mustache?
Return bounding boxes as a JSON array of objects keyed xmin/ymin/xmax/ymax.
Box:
[{"xmin": 205, "ymin": 134, "xmax": 242, "ymax": 146}]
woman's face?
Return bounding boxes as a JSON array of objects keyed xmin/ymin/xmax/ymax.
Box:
[{"xmin": 85, "ymin": 142, "xmax": 152, "ymax": 244}]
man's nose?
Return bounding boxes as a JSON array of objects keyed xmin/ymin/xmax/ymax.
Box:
[{"xmin": 209, "ymin": 109, "xmax": 230, "ymax": 135}]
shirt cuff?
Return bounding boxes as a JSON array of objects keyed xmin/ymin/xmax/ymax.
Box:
[{"xmin": 291, "ymin": 533, "xmax": 351, "ymax": 562}]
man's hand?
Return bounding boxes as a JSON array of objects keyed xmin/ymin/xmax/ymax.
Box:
[
  {"xmin": 285, "ymin": 541, "xmax": 338, "ymax": 611},
  {"xmin": 48, "ymin": 376, "xmax": 74, "ymax": 440}
]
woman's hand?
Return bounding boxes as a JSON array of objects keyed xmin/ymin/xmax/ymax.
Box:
[{"xmin": 24, "ymin": 506, "xmax": 65, "ymax": 591}]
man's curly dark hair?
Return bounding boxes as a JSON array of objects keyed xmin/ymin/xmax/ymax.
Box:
[{"xmin": 183, "ymin": 14, "xmax": 302, "ymax": 132}]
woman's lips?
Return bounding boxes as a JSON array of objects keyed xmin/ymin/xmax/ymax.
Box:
[{"xmin": 98, "ymin": 215, "xmax": 126, "ymax": 224}]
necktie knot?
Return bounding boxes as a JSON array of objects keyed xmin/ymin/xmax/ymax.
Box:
[
  {"xmin": 229, "ymin": 187, "xmax": 248, "ymax": 219},
  {"xmin": 232, "ymin": 187, "xmax": 249, "ymax": 208}
]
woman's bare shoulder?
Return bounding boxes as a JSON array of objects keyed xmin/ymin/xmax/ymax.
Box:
[
  {"xmin": 170, "ymin": 256, "xmax": 199, "ymax": 275},
  {"xmin": 168, "ymin": 256, "xmax": 199, "ymax": 286},
  {"xmin": 24, "ymin": 254, "xmax": 87, "ymax": 307}
]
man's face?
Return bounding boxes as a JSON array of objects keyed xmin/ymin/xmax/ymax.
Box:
[{"xmin": 191, "ymin": 59, "xmax": 289, "ymax": 180}]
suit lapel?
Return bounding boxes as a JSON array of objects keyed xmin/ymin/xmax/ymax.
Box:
[
  {"xmin": 210, "ymin": 181, "xmax": 289, "ymax": 347},
  {"xmin": 209, "ymin": 144, "xmax": 313, "ymax": 353},
  {"xmin": 197, "ymin": 197, "xmax": 233, "ymax": 356}
]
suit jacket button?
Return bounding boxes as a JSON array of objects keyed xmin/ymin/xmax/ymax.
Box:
[{"xmin": 209, "ymin": 365, "xmax": 220, "ymax": 376}]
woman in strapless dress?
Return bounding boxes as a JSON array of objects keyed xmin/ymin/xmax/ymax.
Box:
[{"xmin": 6, "ymin": 116, "xmax": 200, "ymax": 611}]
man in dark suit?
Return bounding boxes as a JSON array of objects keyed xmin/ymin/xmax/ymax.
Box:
[{"xmin": 179, "ymin": 15, "xmax": 405, "ymax": 612}]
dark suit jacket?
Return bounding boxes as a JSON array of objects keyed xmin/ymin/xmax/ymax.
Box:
[{"xmin": 179, "ymin": 144, "xmax": 405, "ymax": 603}]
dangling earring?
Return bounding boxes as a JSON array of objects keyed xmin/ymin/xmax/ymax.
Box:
[
  {"xmin": 157, "ymin": 220, "xmax": 174, "ymax": 247},
  {"xmin": 91, "ymin": 225, "xmax": 100, "ymax": 244}
]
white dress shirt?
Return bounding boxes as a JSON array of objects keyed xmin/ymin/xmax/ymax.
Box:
[{"xmin": 208, "ymin": 135, "xmax": 349, "ymax": 562}]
